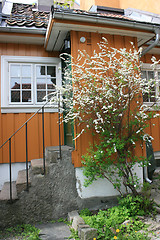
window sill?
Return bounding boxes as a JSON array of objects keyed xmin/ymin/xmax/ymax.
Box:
[{"xmin": 1, "ymin": 104, "xmax": 59, "ymax": 113}]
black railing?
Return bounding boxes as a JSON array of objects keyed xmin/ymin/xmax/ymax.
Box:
[{"xmin": 0, "ymin": 95, "xmax": 62, "ymax": 202}]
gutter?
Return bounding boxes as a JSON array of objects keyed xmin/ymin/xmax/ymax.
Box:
[
  {"xmin": 0, "ymin": 25, "xmax": 46, "ymax": 35},
  {"xmin": 141, "ymin": 28, "xmax": 160, "ymax": 57},
  {"xmin": 52, "ymin": 10, "xmax": 160, "ymax": 32}
]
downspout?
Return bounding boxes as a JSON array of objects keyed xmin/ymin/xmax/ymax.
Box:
[
  {"xmin": 141, "ymin": 28, "xmax": 160, "ymax": 57},
  {"xmin": 141, "ymin": 29, "xmax": 160, "ymax": 183},
  {"xmin": 144, "ymin": 166, "xmax": 152, "ymax": 184}
]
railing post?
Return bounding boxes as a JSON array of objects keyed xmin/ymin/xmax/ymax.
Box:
[
  {"xmin": 58, "ymin": 91, "xmax": 62, "ymax": 160},
  {"xmin": 25, "ymin": 123, "xmax": 29, "ymax": 191},
  {"xmin": 42, "ymin": 106, "xmax": 45, "ymax": 174},
  {"xmin": 9, "ymin": 138, "xmax": 12, "ymax": 202}
]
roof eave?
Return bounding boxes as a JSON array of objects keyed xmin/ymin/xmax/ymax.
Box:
[
  {"xmin": 45, "ymin": 11, "xmax": 160, "ymax": 51},
  {"xmin": 0, "ymin": 25, "xmax": 46, "ymax": 35}
]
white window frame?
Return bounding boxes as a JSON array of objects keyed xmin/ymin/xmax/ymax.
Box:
[
  {"xmin": 142, "ymin": 63, "xmax": 160, "ymax": 107},
  {"xmin": 1, "ymin": 56, "xmax": 62, "ymax": 113}
]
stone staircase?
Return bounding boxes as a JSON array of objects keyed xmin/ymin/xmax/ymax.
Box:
[
  {"xmin": 0, "ymin": 146, "xmax": 70, "ymax": 202},
  {"xmin": 0, "ymin": 145, "xmax": 80, "ymax": 229},
  {"xmin": 0, "ymin": 182, "xmax": 18, "ymax": 201}
]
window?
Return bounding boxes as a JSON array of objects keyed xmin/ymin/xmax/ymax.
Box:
[
  {"xmin": 1, "ymin": 56, "xmax": 61, "ymax": 113},
  {"xmin": 142, "ymin": 64, "xmax": 160, "ymax": 105}
]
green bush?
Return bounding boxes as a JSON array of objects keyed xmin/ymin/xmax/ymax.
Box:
[
  {"xmin": 118, "ymin": 194, "xmax": 155, "ymax": 216},
  {"xmin": 80, "ymin": 194, "xmax": 155, "ymax": 239}
]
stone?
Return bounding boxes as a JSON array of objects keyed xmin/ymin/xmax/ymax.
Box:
[
  {"xmin": 154, "ymin": 168, "xmax": 160, "ymax": 176},
  {"xmin": 16, "ymin": 170, "xmax": 31, "ymax": 194},
  {"xmin": 0, "ymin": 181, "xmax": 18, "ymax": 201},
  {"xmin": 31, "ymin": 159, "xmax": 45, "ymax": 175},
  {"xmin": 78, "ymin": 224, "xmax": 90, "ymax": 238},
  {"xmin": 37, "ymin": 222, "xmax": 71, "ymax": 240},
  {"xmin": 80, "ymin": 228, "xmax": 97, "ymax": 240},
  {"xmin": 72, "ymin": 216, "xmax": 85, "ymax": 231},
  {"xmin": 151, "ymin": 189, "xmax": 156, "ymax": 194},
  {"xmin": 155, "ymin": 206, "xmax": 160, "ymax": 214},
  {"xmin": 147, "ymin": 222, "xmax": 160, "ymax": 232},
  {"xmin": 156, "ymin": 214, "xmax": 160, "ymax": 222},
  {"xmin": 121, "ymin": 220, "xmax": 131, "ymax": 226},
  {"xmin": 68, "ymin": 210, "xmax": 79, "ymax": 222},
  {"xmin": 154, "ymin": 195, "xmax": 160, "ymax": 206},
  {"xmin": 45, "ymin": 147, "xmax": 58, "ymax": 163}
]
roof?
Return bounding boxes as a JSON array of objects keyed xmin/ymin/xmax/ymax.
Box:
[
  {"xmin": 4, "ymin": 4, "xmax": 141, "ymax": 30},
  {"xmin": 46, "ymin": 7, "xmax": 160, "ymax": 51},
  {"xmin": 5, "ymin": 3, "xmax": 50, "ymax": 28},
  {"xmin": 5, "ymin": 4, "xmax": 159, "ymax": 30},
  {"xmin": 52, "ymin": 7, "xmax": 133, "ymax": 22}
]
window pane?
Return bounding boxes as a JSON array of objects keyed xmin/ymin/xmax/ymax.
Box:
[
  {"xmin": 11, "ymin": 90, "xmax": 20, "ymax": 102},
  {"xmin": 22, "ymin": 78, "xmax": 31, "ymax": 89},
  {"xmin": 22, "ymin": 91, "xmax": 31, "ymax": 102},
  {"xmin": 47, "ymin": 91, "xmax": 54, "ymax": 100},
  {"xmin": 47, "ymin": 78, "xmax": 56, "ymax": 89},
  {"xmin": 148, "ymin": 71, "xmax": 154, "ymax": 79},
  {"xmin": 150, "ymin": 93, "xmax": 156, "ymax": 102},
  {"xmin": 10, "ymin": 64, "xmax": 20, "ymax": 77},
  {"xmin": 36, "ymin": 66, "xmax": 45, "ymax": 77},
  {"xmin": 37, "ymin": 91, "xmax": 46, "ymax": 102},
  {"xmin": 37, "ymin": 78, "xmax": 46, "ymax": 89},
  {"xmin": 141, "ymin": 71, "xmax": 146, "ymax": 79},
  {"xmin": 22, "ymin": 65, "xmax": 31, "ymax": 77},
  {"xmin": 143, "ymin": 93, "xmax": 149, "ymax": 102},
  {"xmin": 10, "ymin": 78, "xmax": 20, "ymax": 89},
  {"xmin": 47, "ymin": 66, "xmax": 56, "ymax": 77}
]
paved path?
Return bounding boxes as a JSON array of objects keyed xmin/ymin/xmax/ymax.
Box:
[{"xmin": 36, "ymin": 222, "xmax": 72, "ymax": 240}]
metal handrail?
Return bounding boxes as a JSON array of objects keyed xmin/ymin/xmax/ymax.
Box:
[
  {"xmin": 0, "ymin": 95, "xmax": 62, "ymax": 202},
  {"xmin": 0, "ymin": 100, "xmax": 49, "ymax": 150}
]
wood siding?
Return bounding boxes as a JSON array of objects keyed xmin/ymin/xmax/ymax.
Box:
[
  {"xmin": 71, "ymin": 31, "xmax": 153, "ymax": 167},
  {"xmin": 0, "ymin": 43, "xmax": 63, "ymax": 164},
  {"xmin": 80, "ymin": 0, "xmax": 160, "ymax": 15},
  {"xmin": 141, "ymin": 53, "xmax": 160, "ymax": 153}
]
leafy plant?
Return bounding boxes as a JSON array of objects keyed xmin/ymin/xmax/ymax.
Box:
[
  {"xmin": 80, "ymin": 208, "xmax": 92, "ymax": 217},
  {"xmin": 68, "ymin": 228, "xmax": 80, "ymax": 240},
  {"xmin": 80, "ymin": 195, "xmax": 153, "ymax": 240},
  {"xmin": 118, "ymin": 194, "xmax": 155, "ymax": 216},
  {"xmin": 0, "ymin": 224, "xmax": 40, "ymax": 240}
]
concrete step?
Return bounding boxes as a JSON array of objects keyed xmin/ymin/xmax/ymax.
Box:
[
  {"xmin": 45, "ymin": 145, "xmax": 73, "ymax": 163},
  {"xmin": 45, "ymin": 146, "xmax": 59, "ymax": 163},
  {"xmin": 0, "ymin": 181, "xmax": 18, "ymax": 201},
  {"xmin": 16, "ymin": 169, "xmax": 31, "ymax": 194},
  {"xmin": 154, "ymin": 167, "xmax": 160, "ymax": 176},
  {"xmin": 31, "ymin": 158, "xmax": 47, "ymax": 175}
]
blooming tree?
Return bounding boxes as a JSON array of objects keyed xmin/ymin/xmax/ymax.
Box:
[{"xmin": 50, "ymin": 38, "xmax": 159, "ymax": 196}]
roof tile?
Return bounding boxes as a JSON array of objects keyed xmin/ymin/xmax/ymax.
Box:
[{"xmin": 6, "ymin": 3, "xmax": 50, "ymax": 28}]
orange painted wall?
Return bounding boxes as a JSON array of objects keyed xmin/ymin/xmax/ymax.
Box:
[
  {"xmin": 80, "ymin": 0, "xmax": 160, "ymax": 15},
  {"xmin": 120, "ymin": 0, "xmax": 160, "ymax": 15},
  {"xmin": 71, "ymin": 31, "xmax": 147, "ymax": 167},
  {"xmin": 80, "ymin": 0, "xmax": 120, "ymax": 10},
  {"xmin": 0, "ymin": 43, "xmax": 63, "ymax": 164},
  {"xmin": 80, "ymin": 0, "xmax": 94, "ymax": 11},
  {"xmin": 141, "ymin": 53, "xmax": 160, "ymax": 153}
]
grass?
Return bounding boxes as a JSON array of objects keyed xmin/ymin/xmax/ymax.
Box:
[{"xmin": 0, "ymin": 224, "xmax": 40, "ymax": 240}]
